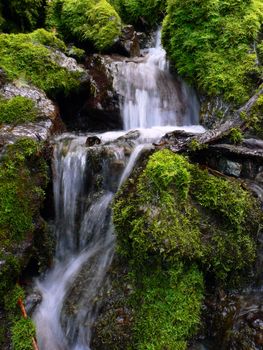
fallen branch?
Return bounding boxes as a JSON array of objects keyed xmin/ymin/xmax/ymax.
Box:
[{"xmin": 165, "ymin": 88, "xmax": 263, "ymax": 153}]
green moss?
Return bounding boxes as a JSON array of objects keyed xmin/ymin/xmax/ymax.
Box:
[
  {"xmin": 0, "ymin": 29, "xmax": 82, "ymax": 96},
  {"xmin": 162, "ymin": 0, "xmax": 263, "ymax": 106},
  {"xmin": 114, "ymin": 149, "xmax": 261, "ymax": 283},
  {"xmin": 188, "ymin": 139, "xmax": 208, "ymax": 152},
  {"xmin": 114, "ymin": 151, "xmax": 203, "ymax": 265},
  {"xmin": 11, "ymin": 318, "xmax": 35, "ymax": 350},
  {"xmin": 133, "ymin": 264, "xmax": 204, "ymax": 350},
  {"xmin": 0, "ymin": 138, "xmax": 48, "ymax": 244},
  {"xmin": 47, "ymin": 0, "xmax": 122, "ymax": 51},
  {"xmin": 109, "ymin": 0, "xmax": 166, "ymax": 27},
  {"xmin": 3, "ymin": 285, "xmax": 36, "ymax": 350},
  {"xmin": 228, "ymin": 128, "xmax": 243, "ymax": 144},
  {"xmin": 0, "ymin": 96, "xmax": 39, "ymax": 125}
]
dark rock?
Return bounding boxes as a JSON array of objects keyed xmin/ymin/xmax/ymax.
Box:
[
  {"xmin": 86, "ymin": 136, "xmax": 101, "ymax": 147},
  {"xmin": 114, "ymin": 25, "xmax": 140, "ymax": 58},
  {"xmin": 0, "ymin": 69, "xmax": 7, "ymax": 88},
  {"xmin": 218, "ymin": 158, "xmax": 242, "ymax": 177},
  {"xmin": 59, "ymin": 54, "xmax": 122, "ymax": 132}
]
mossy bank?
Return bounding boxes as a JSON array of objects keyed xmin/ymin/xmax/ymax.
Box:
[{"xmin": 0, "ymin": 138, "xmax": 53, "ymax": 349}]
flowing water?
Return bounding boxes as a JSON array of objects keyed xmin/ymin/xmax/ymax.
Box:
[{"xmin": 32, "ymin": 30, "xmax": 204, "ymax": 349}]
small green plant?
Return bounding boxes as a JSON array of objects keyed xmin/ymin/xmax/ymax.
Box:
[
  {"xmin": 229, "ymin": 128, "xmax": 243, "ymax": 144},
  {"xmin": 0, "ymin": 96, "xmax": 39, "ymax": 125},
  {"xmin": 188, "ymin": 139, "xmax": 208, "ymax": 151},
  {"xmin": 1, "ymin": 0, "xmax": 45, "ymax": 33}
]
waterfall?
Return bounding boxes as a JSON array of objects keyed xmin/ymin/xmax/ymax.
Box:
[
  {"xmin": 32, "ymin": 29, "xmax": 205, "ymax": 350},
  {"xmin": 112, "ymin": 29, "xmax": 200, "ymax": 130}
]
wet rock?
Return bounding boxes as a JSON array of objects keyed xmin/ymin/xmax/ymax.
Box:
[
  {"xmin": 60, "ymin": 54, "xmax": 122, "ymax": 132},
  {"xmin": 25, "ymin": 290, "xmax": 42, "ymax": 316},
  {"xmin": 86, "ymin": 136, "xmax": 101, "ymax": 147},
  {"xmin": 218, "ymin": 158, "xmax": 242, "ymax": 177},
  {"xmin": 50, "ymin": 50, "xmax": 85, "ymax": 74},
  {"xmin": 255, "ymin": 172, "xmax": 263, "ymax": 183},
  {"xmin": 243, "ymin": 138, "xmax": 263, "ymax": 150},
  {"xmin": 115, "ymin": 25, "xmax": 141, "ymax": 57},
  {"xmin": 116, "ymin": 130, "xmax": 141, "ymax": 142}
]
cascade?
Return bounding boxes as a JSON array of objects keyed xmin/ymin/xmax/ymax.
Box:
[{"xmin": 32, "ymin": 30, "xmax": 204, "ymax": 350}]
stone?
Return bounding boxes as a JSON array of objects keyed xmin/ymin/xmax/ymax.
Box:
[
  {"xmin": 86, "ymin": 136, "xmax": 101, "ymax": 147},
  {"xmin": 218, "ymin": 158, "xmax": 242, "ymax": 177},
  {"xmin": 115, "ymin": 25, "xmax": 140, "ymax": 58}
]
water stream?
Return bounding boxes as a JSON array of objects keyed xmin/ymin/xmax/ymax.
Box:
[{"xmin": 32, "ymin": 31, "xmax": 204, "ymax": 350}]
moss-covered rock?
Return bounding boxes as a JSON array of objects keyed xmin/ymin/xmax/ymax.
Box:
[
  {"xmin": 162, "ymin": 0, "xmax": 263, "ymax": 106},
  {"xmin": 0, "ymin": 96, "xmax": 39, "ymax": 125},
  {"xmin": 114, "ymin": 149, "xmax": 262, "ymax": 283},
  {"xmin": 0, "ymin": 137, "xmax": 51, "ymax": 349},
  {"xmin": 0, "ymin": 138, "xmax": 48, "ymax": 297},
  {"xmin": 110, "ymin": 149, "xmax": 262, "ymax": 349},
  {"xmin": 46, "ymin": 0, "xmax": 122, "ymax": 51},
  {"xmin": 0, "ymin": 29, "xmax": 83, "ymax": 97}
]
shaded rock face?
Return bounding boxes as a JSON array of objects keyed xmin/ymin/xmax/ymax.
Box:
[
  {"xmin": 113, "ymin": 25, "xmax": 141, "ymax": 58},
  {"xmin": 197, "ymin": 292, "xmax": 263, "ymax": 350},
  {"xmin": 58, "ymin": 54, "xmax": 122, "ymax": 132}
]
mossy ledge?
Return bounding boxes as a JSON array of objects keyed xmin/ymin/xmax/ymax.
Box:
[
  {"xmin": 109, "ymin": 149, "xmax": 262, "ymax": 349},
  {"xmin": 0, "ymin": 137, "xmax": 52, "ymax": 349}
]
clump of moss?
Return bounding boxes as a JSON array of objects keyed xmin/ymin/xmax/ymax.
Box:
[
  {"xmin": 0, "ymin": 138, "xmax": 48, "ymax": 347},
  {"xmin": 109, "ymin": 0, "xmax": 166, "ymax": 27},
  {"xmin": 0, "ymin": 29, "xmax": 82, "ymax": 96},
  {"xmin": 0, "ymin": 96, "xmax": 39, "ymax": 125},
  {"xmin": 133, "ymin": 264, "xmax": 204, "ymax": 350},
  {"xmin": 162, "ymin": 0, "xmax": 263, "ymax": 106},
  {"xmin": 46, "ymin": 0, "xmax": 122, "ymax": 51},
  {"xmin": 228, "ymin": 127, "xmax": 243, "ymax": 144},
  {"xmin": 114, "ymin": 149, "xmax": 261, "ymax": 283}
]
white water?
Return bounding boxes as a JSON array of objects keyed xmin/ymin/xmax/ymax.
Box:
[
  {"xmin": 113, "ymin": 29, "xmax": 200, "ymax": 130},
  {"xmin": 33, "ymin": 29, "xmax": 205, "ymax": 350}
]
